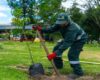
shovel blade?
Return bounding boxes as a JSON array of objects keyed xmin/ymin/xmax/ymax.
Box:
[{"xmin": 29, "ymin": 63, "xmax": 45, "ymax": 76}]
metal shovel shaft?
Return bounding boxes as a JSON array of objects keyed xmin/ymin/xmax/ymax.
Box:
[{"xmin": 37, "ymin": 30, "xmax": 60, "ymax": 76}]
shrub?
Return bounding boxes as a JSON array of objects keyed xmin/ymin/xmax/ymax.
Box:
[{"xmin": 0, "ymin": 34, "xmax": 10, "ymax": 40}]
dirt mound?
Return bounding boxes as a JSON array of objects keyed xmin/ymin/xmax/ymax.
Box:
[
  {"xmin": 77, "ymin": 76, "xmax": 94, "ymax": 80},
  {"xmin": 29, "ymin": 75, "xmax": 100, "ymax": 80},
  {"xmin": 29, "ymin": 75, "xmax": 69, "ymax": 80}
]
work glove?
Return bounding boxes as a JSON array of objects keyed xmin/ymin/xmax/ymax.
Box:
[
  {"xmin": 47, "ymin": 52, "xmax": 57, "ymax": 60},
  {"xmin": 32, "ymin": 25, "xmax": 42, "ymax": 31}
]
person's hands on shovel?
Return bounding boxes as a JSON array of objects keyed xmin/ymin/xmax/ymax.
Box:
[
  {"xmin": 32, "ymin": 25, "xmax": 42, "ymax": 31},
  {"xmin": 47, "ymin": 52, "xmax": 57, "ymax": 60}
]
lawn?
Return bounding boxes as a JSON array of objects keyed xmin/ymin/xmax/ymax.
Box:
[{"xmin": 0, "ymin": 41, "xmax": 100, "ymax": 80}]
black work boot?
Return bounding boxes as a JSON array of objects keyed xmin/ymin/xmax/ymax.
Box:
[
  {"xmin": 71, "ymin": 64, "xmax": 84, "ymax": 76},
  {"xmin": 53, "ymin": 57, "xmax": 63, "ymax": 69}
]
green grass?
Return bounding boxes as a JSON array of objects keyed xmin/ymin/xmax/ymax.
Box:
[{"xmin": 0, "ymin": 41, "xmax": 100, "ymax": 80}]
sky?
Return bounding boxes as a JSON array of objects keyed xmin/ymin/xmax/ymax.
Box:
[
  {"xmin": 0, "ymin": 0, "xmax": 13, "ymax": 25},
  {"xmin": 0, "ymin": 0, "xmax": 86, "ymax": 25},
  {"xmin": 62, "ymin": 0, "xmax": 86, "ymax": 11}
]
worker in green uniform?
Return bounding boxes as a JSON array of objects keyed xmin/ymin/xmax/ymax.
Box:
[{"xmin": 32, "ymin": 13, "xmax": 87, "ymax": 79}]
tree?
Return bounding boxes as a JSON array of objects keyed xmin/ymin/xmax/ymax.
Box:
[
  {"xmin": 7, "ymin": 0, "xmax": 67, "ymax": 41},
  {"xmin": 7, "ymin": 0, "xmax": 37, "ymax": 26},
  {"xmin": 68, "ymin": 0, "xmax": 100, "ymax": 43},
  {"xmin": 83, "ymin": 0, "xmax": 100, "ymax": 43},
  {"xmin": 7, "ymin": 0, "xmax": 67, "ymax": 26},
  {"xmin": 38, "ymin": 0, "xmax": 66, "ymax": 25},
  {"xmin": 69, "ymin": 2, "xmax": 85, "ymax": 25}
]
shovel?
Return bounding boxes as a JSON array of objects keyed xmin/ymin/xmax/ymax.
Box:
[
  {"xmin": 21, "ymin": 5, "xmax": 45, "ymax": 76},
  {"xmin": 23, "ymin": 34, "xmax": 45, "ymax": 76},
  {"xmin": 37, "ymin": 30, "xmax": 60, "ymax": 77}
]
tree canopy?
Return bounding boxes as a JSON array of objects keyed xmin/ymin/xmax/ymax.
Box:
[{"xmin": 7, "ymin": 0, "xmax": 100, "ymax": 43}]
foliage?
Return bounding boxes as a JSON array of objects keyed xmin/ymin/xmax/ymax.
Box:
[
  {"xmin": 83, "ymin": 0, "xmax": 100, "ymax": 41},
  {"xmin": 11, "ymin": 29, "xmax": 22, "ymax": 35},
  {"xmin": 25, "ymin": 30, "xmax": 35, "ymax": 38},
  {"xmin": 0, "ymin": 34, "xmax": 10, "ymax": 40},
  {"xmin": 85, "ymin": 7, "xmax": 100, "ymax": 36},
  {"xmin": 7, "ymin": 0, "xmax": 66, "ymax": 25},
  {"xmin": 68, "ymin": 0, "xmax": 100, "ymax": 42},
  {"xmin": 7, "ymin": 0, "xmax": 100, "ymax": 42},
  {"xmin": 38, "ymin": 0, "xmax": 65, "ymax": 25},
  {"xmin": 69, "ymin": 2, "xmax": 85, "ymax": 25},
  {"xmin": 7, "ymin": 0, "xmax": 35, "ymax": 26}
]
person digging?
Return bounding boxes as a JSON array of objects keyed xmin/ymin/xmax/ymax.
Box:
[{"xmin": 32, "ymin": 13, "xmax": 88, "ymax": 79}]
